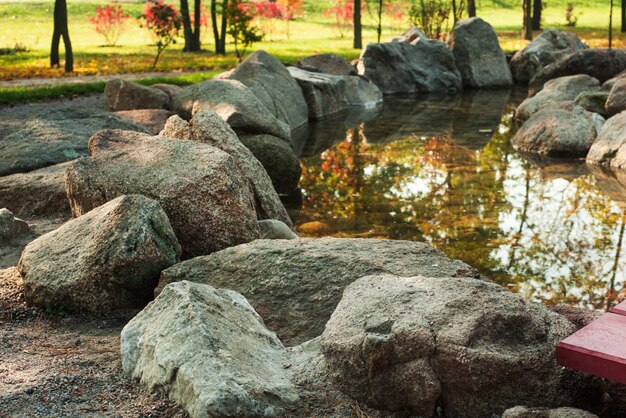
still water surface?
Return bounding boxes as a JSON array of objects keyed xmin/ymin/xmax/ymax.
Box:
[{"xmin": 290, "ymin": 88, "xmax": 626, "ymax": 311}]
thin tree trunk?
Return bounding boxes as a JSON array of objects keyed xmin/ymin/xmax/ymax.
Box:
[
  {"xmin": 50, "ymin": 0, "xmax": 73, "ymax": 72},
  {"xmin": 532, "ymin": 0, "xmax": 541, "ymax": 30},
  {"xmin": 622, "ymin": 0, "xmax": 625, "ymax": 32},
  {"xmin": 181, "ymin": 0, "xmax": 201, "ymax": 51},
  {"xmin": 609, "ymin": 0, "xmax": 614, "ymax": 49},
  {"xmin": 193, "ymin": 0, "xmax": 201, "ymax": 49},
  {"xmin": 353, "ymin": 0, "xmax": 362, "ymax": 49},
  {"xmin": 452, "ymin": 0, "xmax": 458, "ymax": 24},
  {"xmin": 376, "ymin": 0, "xmax": 383, "ymax": 43},
  {"xmin": 522, "ymin": 0, "xmax": 533, "ymax": 40},
  {"xmin": 467, "ymin": 0, "xmax": 476, "ymax": 17},
  {"xmin": 220, "ymin": 0, "xmax": 228, "ymax": 53}
]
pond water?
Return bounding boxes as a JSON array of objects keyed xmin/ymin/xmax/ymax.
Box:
[{"xmin": 288, "ymin": 88, "xmax": 626, "ymax": 311}]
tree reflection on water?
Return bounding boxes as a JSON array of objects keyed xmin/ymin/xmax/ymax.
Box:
[{"xmin": 295, "ymin": 92, "xmax": 626, "ymax": 310}]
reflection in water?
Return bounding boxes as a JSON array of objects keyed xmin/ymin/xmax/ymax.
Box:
[{"xmin": 293, "ymin": 90, "xmax": 626, "ymax": 310}]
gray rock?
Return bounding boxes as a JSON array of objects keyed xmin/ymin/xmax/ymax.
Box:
[
  {"xmin": 104, "ymin": 78, "xmax": 170, "ymax": 111},
  {"xmin": 588, "ymin": 163, "xmax": 626, "ymax": 210},
  {"xmin": 0, "ymin": 208, "xmax": 29, "ymax": 244},
  {"xmin": 157, "ymin": 238, "xmax": 479, "ymax": 345},
  {"xmin": 18, "ymin": 195, "xmax": 181, "ymax": 313},
  {"xmin": 502, "ymin": 406, "xmax": 599, "ymax": 418},
  {"xmin": 65, "ymin": 129, "xmax": 260, "ymax": 258},
  {"xmin": 357, "ymin": 40, "xmax": 463, "ymax": 94},
  {"xmin": 297, "ymin": 53, "xmax": 357, "ymax": 76},
  {"xmin": 510, "ymin": 29, "xmax": 588, "ymax": 83},
  {"xmin": 320, "ymin": 274, "xmax": 581, "ymax": 417},
  {"xmin": 121, "ymin": 280, "xmax": 299, "ymax": 418},
  {"xmin": 238, "ymin": 134, "xmax": 302, "ymax": 194},
  {"xmin": 151, "ymin": 83, "xmax": 183, "ymax": 108},
  {"xmin": 512, "ymin": 105, "xmax": 604, "ymax": 156},
  {"xmin": 601, "ymin": 70, "xmax": 626, "ymax": 91},
  {"xmin": 390, "ymin": 26, "xmax": 429, "ymax": 43},
  {"xmin": 529, "ymin": 49, "xmax": 626, "ymax": 96},
  {"xmin": 449, "ymin": 17, "xmax": 513, "ymax": 88},
  {"xmin": 516, "ymin": 74, "xmax": 600, "ymax": 121},
  {"xmin": 223, "ymin": 50, "xmax": 309, "ymax": 132},
  {"xmin": 0, "ymin": 104, "xmax": 148, "ymax": 177},
  {"xmin": 0, "ymin": 162, "xmax": 71, "ymax": 218},
  {"xmin": 343, "ymin": 76, "xmax": 383, "ymax": 108},
  {"xmin": 287, "ymin": 67, "xmax": 347, "ymax": 119},
  {"xmin": 160, "ymin": 112, "xmax": 293, "ymax": 228},
  {"xmin": 258, "ymin": 219, "xmax": 298, "ymax": 239},
  {"xmin": 172, "ymin": 78, "xmax": 291, "ymax": 141},
  {"xmin": 605, "ymin": 77, "xmax": 626, "ymax": 116},
  {"xmin": 575, "ymin": 91, "xmax": 610, "ymax": 117},
  {"xmin": 586, "ymin": 110, "xmax": 626, "ymax": 168},
  {"xmin": 113, "ymin": 109, "xmax": 174, "ymax": 135}
]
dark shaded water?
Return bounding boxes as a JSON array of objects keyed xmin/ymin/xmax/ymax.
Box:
[{"xmin": 290, "ymin": 88, "xmax": 626, "ymax": 310}]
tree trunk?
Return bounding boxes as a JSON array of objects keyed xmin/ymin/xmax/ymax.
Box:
[
  {"xmin": 452, "ymin": 0, "xmax": 458, "ymax": 24},
  {"xmin": 353, "ymin": 0, "xmax": 362, "ymax": 49},
  {"xmin": 609, "ymin": 0, "xmax": 614, "ymax": 49},
  {"xmin": 622, "ymin": 0, "xmax": 625, "ymax": 32},
  {"xmin": 220, "ymin": 0, "xmax": 228, "ymax": 54},
  {"xmin": 50, "ymin": 0, "xmax": 73, "ymax": 72},
  {"xmin": 532, "ymin": 0, "xmax": 541, "ymax": 30},
  {"xmin": 467, "ymin": 0, "xmax": 476, "ymax": 17},
  {"xmin": 522, "ymin": 0, "xmax": 533, "ymax": 40},
  {"xmin": 376, "ymin": 0, "xmax": 383, "ymax": 43},
  {"xmin": 211, "ymin": 0, "xmax": 227, "ymax": 54},
  {"xmin": 181, "ymin": 0, "xmax": 201, "ymax": 51}
]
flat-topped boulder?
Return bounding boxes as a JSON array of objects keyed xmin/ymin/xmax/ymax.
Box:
[
  {"xmin": 287, "ymin": 67, "xmax": 347, "ymax": 119},
  {"xmin": 113, "ymin": 109, "xmax": 174, "ymax": 135},
  {"xmin": 157, "ymin": 238, "xmax": 479, "ymax": 345},
  {"xmin": 18, "ymin": 195, "xmax": 181, "ymax": 313},
  {"xmin": 605, "ymin": 77, "xmax": 626, "ymax": 116},
  {"xmin": 121, "ymin": 280, "xmax": 299, "ymax": 417},
  {"xmin": 104, "ymin": 78, "xmax": 170, "ymax": 111},
  {"xmin": 357, "ymin": 40, "xmax": 462, "ymax": 94},
  {"xmin": 587, "ymin": 110, "xmax": 626, "ymax": 168},
  {"xmin": 449, "ymin": 17, "xmax": 512, "ymax": 88},
  {"xmin": 221, "ymin": 50, "xmax": 309, "ymax": 132},
  {"xmin": 172, "ymin": 78, "xmax": 291, "ymax": 141},
  {"xmin": 510, "ymin": 29, "xmax": 588, "ymax": 83},
  {"xmin": 297, "ymin": 53, "xmax": 357, "ymax": 76},
  {"xmin": 65, "ymin": 129, "xmax": 261, "ymax": 258}
]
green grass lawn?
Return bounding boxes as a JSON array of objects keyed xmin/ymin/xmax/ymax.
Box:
[{"xmin": 0, "ymin": 0, "xmax": 624, "ymax": 87}]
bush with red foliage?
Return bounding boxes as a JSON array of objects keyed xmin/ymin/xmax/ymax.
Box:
[
  {"xmin": 139, "ymin": 0, "xmax": 182, "ymax": 69},
  {"xmin": 89, "ymin": 4, "xmax": 130, "ymax": 46}
]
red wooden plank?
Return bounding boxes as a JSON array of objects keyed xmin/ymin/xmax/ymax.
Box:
[
  {"xmin": 610, "ymin": 300, "xmax": 626, "ymax": 317},
  {"xmin": 556, "ymin": 312, "xmax": 626, "ymax": 384}
]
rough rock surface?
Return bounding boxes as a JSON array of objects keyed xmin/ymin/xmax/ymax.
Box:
[
  {"xmin": 297, "ymin": 53, "xmax": 357, "ymax": 76},
  {"xmin": 605, "ymin": 77, "xmax": 626, "ymax": 116},
  {"xmin": 390, "ymin": 26, "xmax": 429, "ymax": 43},
  {"xmin": 0, "ymin": 103, "xmax": 148, "ymax": 177},
  {"xmin": 65, "ymin": 129, "xmax": 260, "ymax": 258},
  {"xmin": 0, "ymin": 162, "xmax": 71, "ymax": 218},
  {"xmin": 516, "ymin": 74, "xmax": 600, "ymax": 121},
  {"xmin": 510, "ymin": 29, "xmax": 588, "ymax": 83},
  {"xmin": 343, "ymin": 76, "xmax": 383, "ymax": 108},
  {"xmin": 502, "ymin": 406, "xmax": 599, "ymax": 418},
  {"xmin": 602, "ymin": 70, "xmax": 626, "ymax": 91},
  {"xmin": 151, "ymin": 83, "xmax": 183, "ymax": 107},
  {"xmin": 258, "ymin": 219, "xmax": 298, "ymax": 239},
  {"xmin": 449, "ymin": 17, "xmax": 513, "ymax": 87},
  {"xmin": 222, "ymin": 50, "xmax": 309, "ymax": 132},
  {"xmin": 157, "ymin": 238, "xmax": 479, "ymax": 345},
  {"xmin": 529, "ymin": 49, "xmax": 626, "ymax": 96},
  {"xmin": 121, "ymin": 280, "xmax": 299, "ymax": 418},
  {"xmin": 357, "ymin": 40, "xmax": 463, "ymax": 94},
  {"xmin": 160, "ymin": 112, "xmax": 293, "ymax": 228},
  {"xmin": 104, "ymin": 79, "xmax": 170, "ymax": 112},
  {"xmin": 512, "ymin": 105, "xmax": 604, "ymax": 156},
  {"xmin": 18, "ymin": 195, "xmax": 181, "ymax": 313},
  {"xmin": 320, "ymin": 274, "xmax": 582, "ymax": 417},
  {"xmin": 0, "ymin": 209, "xmax": 29, "ymax": 244},
  {"xmin": 575, "ymin": 91, "xmax": 610, "ymax": 117},
  {"xmin": 113, "ymin": 109, "xmax": 174, "ymax": 135},
  {"xmin": 238, "ymin": 134, "xmax": 302, "ymax": 194},
  {"xmin": 287, "ymin": 67, "xmax": 347, "ymax": 119},
  {"xmin": 586, "ymin": 110, "xmax": 626, "ymax": 168},
  {"xmin": 172, "ymin": 78, "xmax": 291, "ymax": 141}
]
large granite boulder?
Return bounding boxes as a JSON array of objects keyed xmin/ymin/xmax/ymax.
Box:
[
  {"xmin": 601, "ymin": 70, "xmax": 626, "ymax": 91},
  {"xmin": 157, "ymin": 238, "xmax": 479, "ymax": 345},
  {"xmin": 104, "ymin": 79, "xmax": 170, "ymax": 111},
  {"xmin": 0, "ymin": 162, "xmax": 71, "ymax": 218},
  {"xmin": 574, "ymin": 91, "xmax": 610, "ymax": 117},
  {"xmin": 238, "ymin": 134, "xmax": 302, "ymax": 194},
  {"xmin": 113, "ymin": 109, "xmax": 174, "ymax": 135},
  {"xmin": 320, "ymin": 274, "xmax": 584, "ymax": 417},
  {"xmin": 357, "ymin": 40, "xmax": 463, "ymax": 94},
  {"xmin": 343, "ymin": 76, "xmax": 383, "ymax": 108},
  {"xmin": 605, "ymin": 77, "xmax": 626, "ymax": 116},
  {"xmin": 516, "ymin": 74, "xmax": 600, "ymax": 121},
  {"xmin": 512, "ymin": 105, "xmax": 604, "ymax": 156},
  {"xmin": 160, "ymin": 111, "xmax": 293, "ymax": 227},
  {"xmin": 529, "ymin": 49, "xmax": 626, "ymax": 96},
  {"xmin": 65, "ymin": 129, "xmax": 260, "ymax": 258},
  {"xmin": 18, "ymin": 195, "xmax": 181, "ymax": 313},
  {"xmin": 390, "ymin": 26, "xmax": 429, "ymax": 43},
  {"xmin": 172, "ymin": 78, "xmax": 291, "ymax": 141},
  {"xmin": 222, "ymin": 50, "xmax": 308, "ymax": 132},
  {"xmin": 0, "ymin": 208, "xmax": 29, "ymax": 244},
  {"xmin": 287, "ymin": 67, "xmax": 347, "ymax": 119},
  {"xmin": 448, "ymin": 17, "xmax": 512, "ymax": 88},
  {"xmin": 121, "ymin": 280, "xmax": 299, "ymax": 417},
  {"xmin": 297, "ymin": 53, "xmax": 357, "ymax": 76},
  {"xmin": 502, "ymin": 406, "xmax": 599, "ymax": 418},
  {"xmin": 510, "ymin": 29, "xmax": 588, "ymax": 83},
  {"xmin": 586, "ymin": 110, "xmax": 626, "ymax": 168},
  {"xmin": 0, "ymin": 100, "xmax": 148, "ymax": 177}
]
